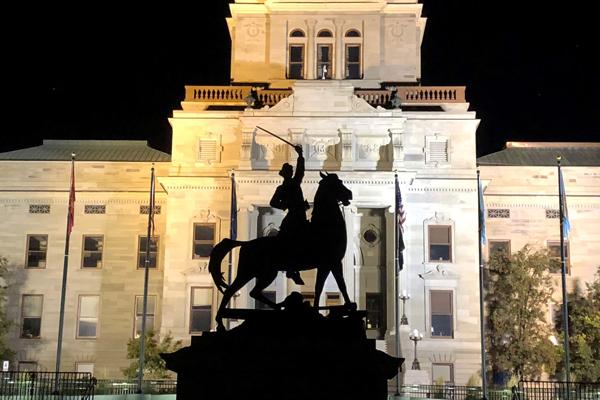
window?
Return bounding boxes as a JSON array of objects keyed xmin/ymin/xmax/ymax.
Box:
[
  {"xmin": 302, "ymin": 292, "xmax": 315, "ymax": 306},
  {"xmin": 548, "ymin": 241, "xmax": 570, "ymax": 274},
  {"xmin": 76, "ymin": 363, "xmax": 95, "ymax": 374},
  {"xmin": 288, "ymin": 45, "xmax": 305, "ymax": 79},
  {"xmin": 198, "ymin": 139, "xmax": 218, "ymax": 162},
  {"xmin": 317, "ymin": 29, "xmax": 333, "ymax": 38},
  {"xmin": 345, "ymin": 29, "xmax": 361, "ymax": 38},
  {"xmin": 138, "ymin": 236, "xmax": 158, "ymax": 269},
  {"xmin": 255, "ymin": 291, "xmax": 276, "ymax": 310},
  {"xmin": 77, "ymin": 295, "xmax": 99, "ymax": 338},
  {"xmin": 432, "ymin": 363, "xmax": 454, "ymax": 384},
  {"xmin": 134, "ymin": 295, "xmax": 156, "ymax": 338},
  {"xmin": 366, "ymin": 293, "xmax": 382, "ymax": 330},
  {"xmin": 326, "ymin": 293, "xmax": 341, "ymax": 307},
  {"xmin": 429, "ymin": 225, "xmax": 452, "ymax": 262},
  {"xmin": 18, "ymin": 361, "xmax": 38, "ymax": 372},
  {"xmin": 25, "ymin": 235, "xmax": 48, "ymax": 268},
  {"xmin": 190, "ymin": 287, "xmax": 212, "ymax": 333},
  {"xmin": 425, "ymin": 138, "xmax": 449, "ymax": 163},
  {"xmin": 82, "ymin": 235, "xmax": 103, "ymax": 268},
  {"xmin": 345, "ymin": 45, "xmax": 361, "ymax": 79},
  {"xmin": 317, "ymin": 44, "xmax": 332, "ymax": 79},
  {"xmin": 430, "ymin": 290, "xmax": 453, "ymax": 338},
  {"xmin": 21, "ymin": 295, "xmax": 43, "ymax": 339},
  {"xmin": 193, "ymin": 223, "xmax": 215, "ymax": 259},
  {"xmin": 488, "ymin": 240, "xmax": 510, "ymax": 257},
  {"xmin": 290, "ymin": 29, "xmax": 305, "ymax": 38}
]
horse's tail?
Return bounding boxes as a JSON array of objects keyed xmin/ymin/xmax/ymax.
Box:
[{"xmin": 208, "ymin": 238, "xmax": 243, "ymax": 294}]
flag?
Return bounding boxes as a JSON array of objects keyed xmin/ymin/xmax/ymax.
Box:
[
  {"xmin": 394, "ymin": 173, "xmax": 406, "ymax": 272},
  {"xmin": 149, "ymin": 167, "xmax": 156, "ymax": 239},
  {"xmin": 559, "ymin": 167, "xmax": 571, "ymax": 239},
  {"xmin": 67, "ymin": 155, "xmax": 76, "ymax": 236},
  {"xmin": 478, "ymin": 173, "xmax": 487, "ymax": 245},
  {"xmin": 230, "ymin": 173, "xmax": 237, "ymax": 240}
]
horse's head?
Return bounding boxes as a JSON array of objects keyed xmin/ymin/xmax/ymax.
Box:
[{"xmin": 319, "ymin": 171, "xmax": 352, "ymax": 206}]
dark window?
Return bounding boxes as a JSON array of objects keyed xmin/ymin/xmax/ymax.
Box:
[
  {"xmin": 255, "ymin": 291, "xmax": 276, "ymax": 310},
  {"xmin": 288, "ymin": 45, "xmax": 305, "ymax": 79},
  {"xmin": 488, "ymin": 240, "xmax": 510, "ymax": 257},
  {"xmin": 26, "ymin": 235, "xmax": 48, "ymax": 268},
  {"xmin": 290, "ymin": 29, "xmax": 305, "ymax": 37},
  {"xmin": 345, "ymin": 44, "xmax": 361, "ymax": 79},
  {"xmin": 431, "ymin": 290, "xmax": 453, "ymax": 338},
  {"xmin": 345, "ymin": 29, "xmax": 361, "ymax": 37},
  {"xmin": 366, "ymin": 293, "xmax": 382, "ymax": 330},
  {"xmin": 317, "ymin": 29, "xmax": 333, "ymax": 37},
  {"xmin": 429, "ymin": 225, "xmax": 452, "ymax": 262},
  {"xmin": 134, "ymin": 295, "xmax": 156, "ymax": 338},
  {"xmin": 317, "ymin": 44, "xmax": 332, "ymax": 79},
  {"xmin": 138, "ymin": 236, "xmax": 158, "ymax": 269},
  {"xmin": 21, "ymin": 295, "xmax": 42, "ymax": 339},
  {"xmin": 193, "ymin": 223, "xmax": 215, "ymax": 259},
  {"xmin": 548, "ymin": 241, "xmax": 570, "ymax": 274},
  {"xmin": 190, "ymin": 287, "xmax": 212, "ymax": 333},
  {"xmin": 82, "ymin": 235, "xmax": 103, "ymax": 268}
]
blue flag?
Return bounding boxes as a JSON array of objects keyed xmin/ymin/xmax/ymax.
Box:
[
  {"xmin": 559, "ymin": 168, "xmax": 571, "ymax": 239},
  {"xmin": 478, "ymin": 175, "xmax": 487, "ymax": 245},
  {"xmin": 395, "ymin": 174, "xmax": 405, "ymax": 272},
  {"xmin": 230, "ymin": 173, "xmax": 237, "ymax": 240}
]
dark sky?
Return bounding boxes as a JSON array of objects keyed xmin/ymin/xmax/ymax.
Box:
[{"xmin": 4, "ymin": 1, "xmax": 599, "ymax": 157}]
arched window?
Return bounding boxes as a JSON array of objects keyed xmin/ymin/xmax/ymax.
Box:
[
  {"xmin": 344, "ymin": 29, "xmax": 362, "ymax": 79},
  {"xmin": 316, "ymin": 29, "xmax": 334, "ymax": 79},
  {"xmin": 288, "ymin": 28, "xmax": 307, "ymax": 79},
  {"xmin": 290, "ymin": 29, "xmax": 305, "ymax": 38}
]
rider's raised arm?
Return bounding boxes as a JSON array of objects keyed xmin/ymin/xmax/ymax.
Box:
[{"xmin": 293, "ymin": 146, "xmax": 304, "ymax": 183}]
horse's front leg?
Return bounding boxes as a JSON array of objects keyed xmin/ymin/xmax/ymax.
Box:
[
  {"xmin": 314, "ymin": 267, "xmax": 329, "ymax": 307},
  {"xmin": 332, "ymin": 261, "xmax": 356, "ymax": 309}
]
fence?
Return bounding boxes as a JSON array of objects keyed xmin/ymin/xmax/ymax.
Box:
[
  {"xmin": 517, "ymin": 381, "xmax": 600, "ymax": 400},
  {"xmin": 397, "ymin": 384, "xmax": 512, "ymax": 400},
  {"xmin": 0, "ymin": 371, "xmax": 95, "ymax": 399},
  {"xmin": 94, "ymin": 379, "xmax": 176, "ymax": 395}
]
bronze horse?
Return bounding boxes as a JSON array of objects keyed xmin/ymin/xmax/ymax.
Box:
[{"xmin": 208, "ymin": 172, "xmax": 355, "ymax": 330}]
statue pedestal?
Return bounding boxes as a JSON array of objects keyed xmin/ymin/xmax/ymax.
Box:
[{"xmin": 404, "ymin": 369, "xmax": 430, "ymax": 385}]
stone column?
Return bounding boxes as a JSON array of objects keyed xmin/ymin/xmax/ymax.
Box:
[
  {"xmin": 306, "ymin": 19, "xmax": 317, "ymax": 79},
  {"xmin": 334, "ymin": 19, "xmax": 345, "ymax": 80},
  {"xmin": 339, "ymin": 128, "xmax": 354, "ymax": 171}
]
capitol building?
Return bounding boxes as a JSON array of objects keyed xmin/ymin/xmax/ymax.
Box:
[{"xmin": 1, "ymin": 0, "xmax": 598, "ymax": 386}]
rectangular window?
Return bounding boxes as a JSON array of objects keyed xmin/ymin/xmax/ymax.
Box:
[
  {"xmin": 432, "ymin": 363, "xmax": 454, "ymax": 385},
  {"xmin": 317, "ymin": 44, "xmax": 332, "ymax": 79},
  {"xmin": 138, "ymin": 236, "xmax": 159, "ymax": 269},
  {"xmin": 77, "ymin": 295, "xmax": 99, "ymax": 338},
  {"xmin": 429, "ymin": 225, "xmax": 452, "ymax": 262},
  {"xmin": 488, "ymin": 240, "xmax": 510, "ymax": 257},
  {"xmin": 548, "ymin": 241, "xmax": 570, "ymax": 274},
  {"xmin": 190, "ymin": 287, "xmax": 212, "ymax": 333},
  {"xmin": 76, "ymin": 363, "xmax": 95, "ymax": 374},
  {"xmin": 425, "ymin": 137, "xmax": 449, "ymax": 163},
  {"xmin": 26, "ymin": 235, "xmax": 48, "ymax": 268},
  {"xmin": 82, "ymin": 235, "xmax": 103, "ymax": 268},
  {"xmin": 255, "ymin": 291, "xmax": 276, "ymax": 310},
  {"xmin": 18, "ymin": 361, "xmax": 38, "ymax": 372},
  {"xmin": 198, "ymin": 139, "xmax": 217, "ymax": 162},
  {"xmin": 288, "ymin": 45, "xmax": 305, "ymax": 79},
  {"xmin": 430, "ymin": 290, "xmax": 453, "ymax": 338},
  {"xmin": 345, "ymin": 44, "xmax": 361, "ymax": 79},
  {"xmin": 366, "ymin": 293, "xmax": 382, "ymax": 330},
  {"xmin": 134, "ymin": 295, "xmax": 156, "ymax": 338},
  {"xmin": 326, "ymin": 293, "xmax": 341, "ymax": 307},
  {"xmin": 193, "ymin": 223, "xmax": 215, "ymax": 259},
  {"xmin": 21, "ymin": 295, "xmax": 43, "ymax": 339}
]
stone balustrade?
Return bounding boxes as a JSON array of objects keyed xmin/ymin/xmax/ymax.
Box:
[{"xmin": 185, "ymin": 85, "xmax": 466, "ymax": 107}]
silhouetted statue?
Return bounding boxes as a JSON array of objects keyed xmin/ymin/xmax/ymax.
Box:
[
  {"xmin": 269, "ymin": 145, "xmax": 308, "ymax": 285},
  {"xmin": 209, "ymin": 171, "xmax": 355, "ymax": 330}
]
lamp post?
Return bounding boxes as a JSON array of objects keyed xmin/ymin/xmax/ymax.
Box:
[
  {"xmin": 400, "ymin": 290, "xmax": 410, "ymax": 325},
  {"xmin": 409, "ymin": 328, "xmax": 423, "ymax": 370}
]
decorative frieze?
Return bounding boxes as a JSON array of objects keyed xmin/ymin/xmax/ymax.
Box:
[
  {"xmin": 84, "ymin": 205, "xmax": 106, "ymax": 214},
  {"xmin": 140, "ymin": 205, "xmax": 162, "ymax": 215},
  {"xmin": 487, "ymin": 208, "xmax": 510, "ymax": 218},
  {"xmin": 29, "ymin": 204, "xmax": 50, "ymax": 214},
  {"xmin": 545, "ymin": 209, "xmax": 560, "ymax": 219}
]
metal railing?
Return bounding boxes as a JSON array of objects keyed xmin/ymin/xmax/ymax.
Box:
[
  {"xmin": 94, "ymin": 379, "xmax": 177, "ymax": 395},
  {"xmin": 397, "ymin": 385, "xmax": 512, "ymax": 400},
  {"xmin": 0, "ymin": 371, "xmax": 95, "ymax": 399},
  {"xmin": 517, "ymin": 381, "xmax": 600, "ymax": 400}
]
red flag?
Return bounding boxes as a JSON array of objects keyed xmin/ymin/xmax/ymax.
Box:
[{"xmin": 67, "ymin": 155, "xmax": 75, "ymax": 236}]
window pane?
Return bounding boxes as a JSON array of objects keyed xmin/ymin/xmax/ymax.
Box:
[
  {"xmin": 366, "ymin": 293, "xmax": 382, "ymax": 329},
  {"xmin": 347, "ymin": 46, "xmax": 360, "ymax": 62},
  {"xmin": 432, "ymin": 315, "xmax": 453, "ymax": 337},
  {"xmin": 346, "ymin": 64, "xmax": 360, "ymax": 79},
  {"xmin": 317, "ymin": 29, "xmax": 332, "ymax": 37},
  {"xmin": 28, "ymin": 235, "xmax": 47, "ymax": 251},
  {"xmin": 23, "ymin": 296, "xmax": 42, "ymax": 316},
  {"xmin": 194, "ymin": 225, "xmax": 215, "ymax": 241},
  {"xmin": 431, "ymin": 291, "xmax": 452, "ymax": 314},
  {"xmin": 135, "ymin": 316, "xmax": 155, "ymax": 338},
  {"xmin": 190, "ymin": 308, "xmax": 211, "ymax": 332},
  {"xmin": 431, "ymin": 291, "xmax": 453, "ymax": 338},
  {"xmin": 192, "ymin": 288, "xmax": 212, "ymax": 306},
  {"xmin": 290, "ymin": 46, "xmax": 304, "ymax": 62},
  {"xmin": 136, "ymin": 296, "xmax": 156, "ymax": 315},
  {"xmin": 22, "ymin": 318, "xmax": 41, "ymax": 338},
  {"xmin": 290, "ymin": 29, "xmax": 305, "ymax": 38},
  {"xmin": 289, "ymin": 64, "xmax": 303, "ymax": 79},
  {"xmin": 78, "ymin": 319, "xmax": 97, "ymax": 337},
  {"xmin": 430, "ymin": 226, "xmax": 450, "ymax": 243},
  {"xmin": 84, "ymin": 236, "xmax": 102, "ymax": 251},
  {"xmin": 317, "ymin": 45, "xmax": 331, "ymax": 62},
  {"xmin": 432, "ymin": 364, "xmax": 453, "ymax": 384},
  {"xmin": 80, "ymin": 297, "xmax": 99, "ymax": 317},
  {"xmin": 430, "ymin": 245, "xmax": 450, "ymax": 261},
  {"xmin": 345, "ymin": 29, "xmax": 361, "ymax": 37},
  {"xmin": 489, "ymin": 241, "xmax": 510, "ymax": 255},
  {"xmin": 194, "ymin": 244, "xmax": 213, "ymax": 258}
]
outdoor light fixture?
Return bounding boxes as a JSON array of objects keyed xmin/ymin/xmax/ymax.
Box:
[
  {"xmin": 409, "ymin": 328, "xmax": 424, "ymax": 370},
  {"xmin": 399, "ymin": 290, "xmax": 410, "ymax": 325}
]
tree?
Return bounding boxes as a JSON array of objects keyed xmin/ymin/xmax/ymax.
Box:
[
  {"xmin": 486, "ymin": 245, "xmax": 560, "ymax": 380},
  {"xmin": 122, "ymin": 330, "xmax": 182, "ymax": 379},
  {"xmin": 0, "ymin": 256, "xmax": 14, "ymax": 362},
  {"xmin": 555, "ymin": 267, "xmax": 600, "ymax": 382}
]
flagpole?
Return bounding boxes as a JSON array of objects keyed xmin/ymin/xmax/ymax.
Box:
[
  {"xmin": 137, "ymin": 165, "xmax": 155, "ymax": 394},
  {"xmin": 557, "ymin": 156, "xmax": 571, "ymax": 387},
  {"xmin": 227, "ymin": 171, "xmax": 237, "ymax": 330},
  {"xmin": 54, "ymin": 153, "xmax": 75, "ymax": 393},
  {"xmin": 394, "ymin": 172, "xmax": 402, "ymax": 397},
  {"xmin": 477, "ymin": 169, "xmax": 488, "ymax": 400}
]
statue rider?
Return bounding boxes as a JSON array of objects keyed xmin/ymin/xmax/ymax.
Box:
[{"xmin": 270, "ymin": 145, "xmax": 310, "ymax": 286}]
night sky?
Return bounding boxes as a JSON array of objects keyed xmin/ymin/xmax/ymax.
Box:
[{"xmin": 4, "ymin": 1, "xmax": 599, "ymax": 157}]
